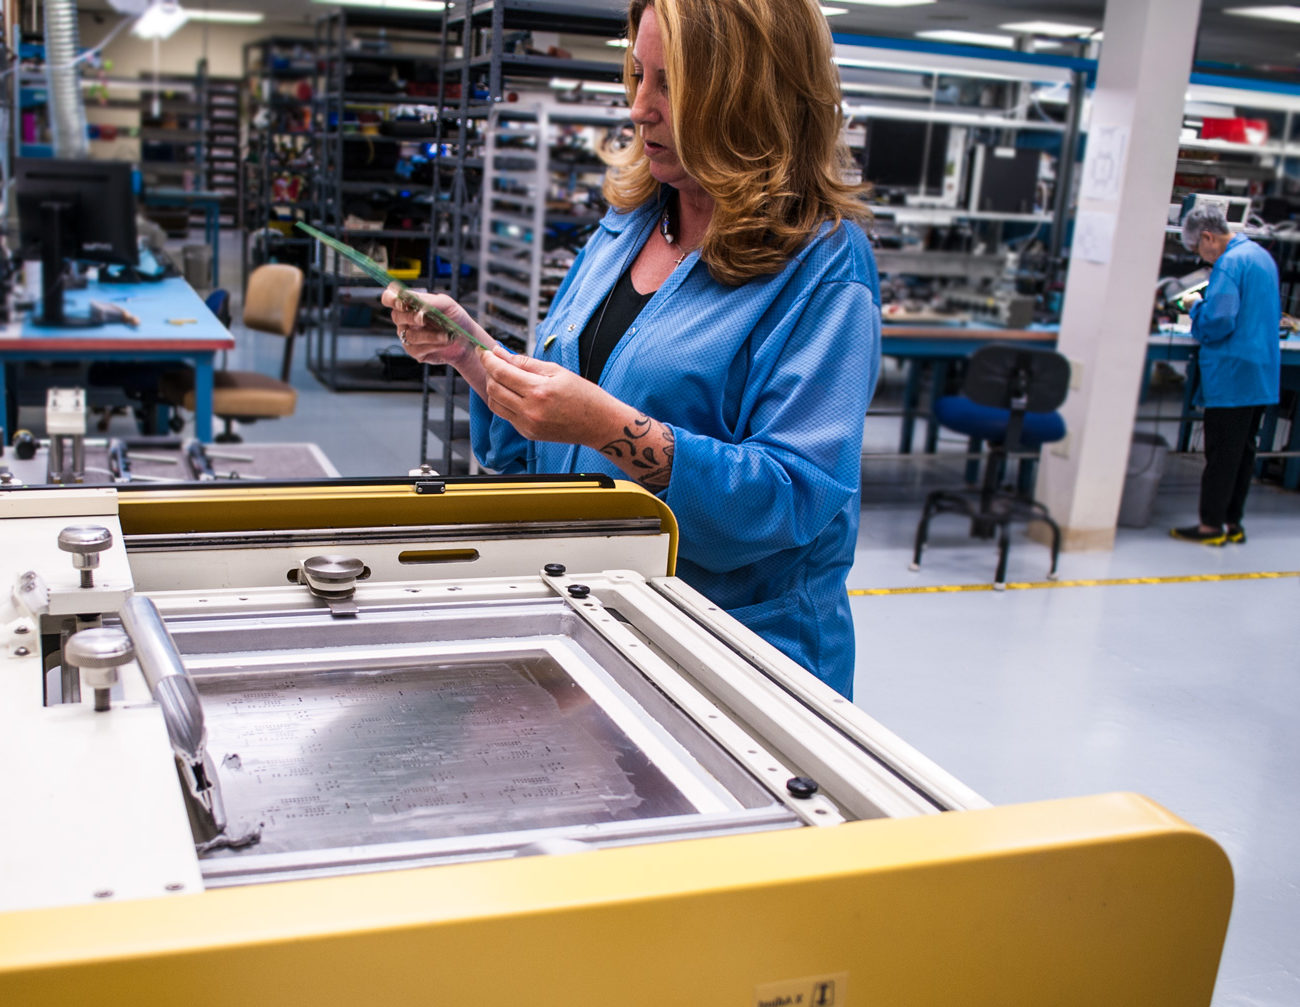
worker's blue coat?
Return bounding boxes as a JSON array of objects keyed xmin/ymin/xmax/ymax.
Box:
[
  {"xmin": 1190, "ymin": 233, "xmax": 1281, "ymax": 407},
  {"xmin": 472, "ymin": 196, "xmax": 881, "ymax": 697}
]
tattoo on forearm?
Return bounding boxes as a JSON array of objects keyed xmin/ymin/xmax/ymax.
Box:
[{"xmin": 601, "ymin": 415, "xmax": 674, "ymax": 490}]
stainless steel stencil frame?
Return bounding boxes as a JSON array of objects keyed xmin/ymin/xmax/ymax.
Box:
[{"xmin": 158, "ymin": 597, "xmax": 807, "ymax": 886}]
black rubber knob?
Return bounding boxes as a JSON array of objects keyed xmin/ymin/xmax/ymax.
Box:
[
  {"xmin": 566, "ymin": 584, "xmax": 590, "ymax": 598},
  {"xmin": 13, "ymin": 431, "xmax": 36, "ymax": 460},
  {"xmin": 786, "ymin": 776, "xmax": 819, "ymax": 799},
  {"xmin": 543, "ymin": 563, "xmax": 566, "ymax": 576}
]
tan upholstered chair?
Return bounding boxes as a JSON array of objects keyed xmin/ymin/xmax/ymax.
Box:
[{"xmin": 162, "ymin": 263, "xmax": 304, "ymax": 443}]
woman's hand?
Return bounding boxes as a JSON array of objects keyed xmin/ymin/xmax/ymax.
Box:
[
  {"xmin": 480, "ymin": 348, "xmax": 675, "ymax": 489},
  {"xmin": 479, "ymin": 347, "xmax": 612, "ymax": 445},
  {"xmin": 380, "ymin": 284, "xmax": 494, "ymax": 368}
]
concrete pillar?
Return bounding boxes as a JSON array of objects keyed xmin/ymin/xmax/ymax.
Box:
[{"xmin": 1037, "ymin": 0, "xmax": 1202, "ymax": 550}]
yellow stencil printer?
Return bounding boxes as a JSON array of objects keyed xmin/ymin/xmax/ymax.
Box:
[{"xmin": 0, "ymin": 475, "xmax": 1231, "ymax": 1006}]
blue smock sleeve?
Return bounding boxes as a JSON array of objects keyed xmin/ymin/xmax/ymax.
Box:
[
  {"xmin": 470, "ymin": 232, "xmax": 603, "ymax": 473},
  {"xmin": 665, "ymin": 278, "xmax": 879, "ymax": 573},
  {"xmin": 1190, "ymin": 261, "xmax": 1241, "ymax": 346}
]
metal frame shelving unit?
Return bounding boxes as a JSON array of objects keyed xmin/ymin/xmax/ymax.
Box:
[
  {"xmin": 421, "ymin": 0, "xmax": 626, "ymax": 474},
  {"xmin": 308, "ymin": 10, "xmax": 444, "ymax": 393},
  {"xmin": 201, "ymin": 62, "xmax": 242, "ymax": 229},
  {"xmin": 239, "ymin": 36, "xmax": 319, "ymax": 300},
  {"xmin": 478, "ymin": 101, "xmax": 626, "ymax": 355}
]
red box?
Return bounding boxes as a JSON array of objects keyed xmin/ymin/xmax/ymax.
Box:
[{"xmin": 1201, "ymin": 117, "xmax": 1269, "ymax": 144}]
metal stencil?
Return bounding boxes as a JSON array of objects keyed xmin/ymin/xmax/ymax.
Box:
[{"xmin": 198, "ymin": 651, "xmax": 702, "ymax": 859}]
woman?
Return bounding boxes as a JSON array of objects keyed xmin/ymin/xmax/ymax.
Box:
[{"xmin": 384, "ymin": 0, "xmax": 880, "ymax": 697}]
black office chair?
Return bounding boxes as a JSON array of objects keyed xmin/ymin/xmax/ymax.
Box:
[{"xmin": 910, "ymin": 343, "xmax": 1071, "ymax": 588}]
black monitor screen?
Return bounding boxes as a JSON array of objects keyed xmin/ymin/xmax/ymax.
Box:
[
  {"xmin": 973, "ymin": 147, "xmax": 1041, "ymax": 215},
  {"xmin": 865, "ymin": 119, "xmax": 950, "ymax": 192},
  {"xmin": 14, "ymin": 158, "xmax": 139, "ymax": 327}
]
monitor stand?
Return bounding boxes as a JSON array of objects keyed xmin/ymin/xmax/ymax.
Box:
[{"xmin": 29, "ymin": 201, "xmax": 101, "ymax": 329}]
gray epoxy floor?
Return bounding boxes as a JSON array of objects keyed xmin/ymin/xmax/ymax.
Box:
[
  {"xmin": 20, "ymin": 234, "xmax": 1296, "ymax": 1006},
  {"xmin": 852, "ymin": 455, "xmax": 1299, "ymax": 1007}
]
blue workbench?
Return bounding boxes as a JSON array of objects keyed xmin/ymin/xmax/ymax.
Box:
[{"xmin": 0, "ymin": 275, "xmax": 234, "ymax": 443}]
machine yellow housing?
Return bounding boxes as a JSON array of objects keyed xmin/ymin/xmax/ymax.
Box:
[{"xmin": 0, "ymin": 477, "xmax": 1231, "ymax": 1005}]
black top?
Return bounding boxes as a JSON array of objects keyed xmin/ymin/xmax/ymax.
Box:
[{"xmin": 579, "ymin": 265, "xmax": 654, "ymax": 383}]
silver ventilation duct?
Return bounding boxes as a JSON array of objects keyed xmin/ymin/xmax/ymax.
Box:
[{"xmin": 43, "ymin": 0, "xmax": 89, "ymax": 159}]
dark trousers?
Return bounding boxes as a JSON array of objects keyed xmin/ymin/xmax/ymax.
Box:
[{"xmin": 1200, "ymin": 405, "xmax": 1265, "ymax": 527}]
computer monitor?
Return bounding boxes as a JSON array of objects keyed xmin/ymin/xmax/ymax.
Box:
[
  {"xmin": 13, "ymin": 158, "xmax": 139, "ymax": 327},
  {"xmin": 865, "ymin": 119, "xmax": 951, "ymax": 192},
  {"xmin": 970, "ymin": 146, "xmax": 1041, "ymax": 215}
]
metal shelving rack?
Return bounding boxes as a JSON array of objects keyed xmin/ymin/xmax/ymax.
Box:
[
  {"xmin": 201, "ymin": 63, "xmax": 242, "ymax": 228},
  {"xmin": 137, "ymin": 71, "xmax": 204, "ymax": 191},
  {"xmin": 239, "ymin": 36, "xmax": 319, "ymax": 299},
  {"xmin": 308, "ymin": 10, "xmax": 444, "ymax": 393},
  {"xmin": 421, "ymin": 0, "xmax": 626, "ymax": 474},
  {"xmin": 478, "ymin": 101, "xmax": 626, "ymax": 355}
]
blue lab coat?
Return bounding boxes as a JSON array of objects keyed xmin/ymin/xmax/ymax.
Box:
[
  {"xmin": 1190, "ymin": 233, "xmax": 1281, "ymax": 407},
  {"xmin": 472, "ymin": 195, "xmax": 882, "ymax": 697}
]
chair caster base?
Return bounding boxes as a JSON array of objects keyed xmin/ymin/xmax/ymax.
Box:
[
  {"xmin": 1046, "ymin": 571, "xmax": 1059, "ymax": 581},
  {"xmin": 993, "ymin": 582, "xmax": 1007, "ymax": 592},
  {"xmin": 908, "ymin": 562, "xmax": 920, "ymax": 572}
]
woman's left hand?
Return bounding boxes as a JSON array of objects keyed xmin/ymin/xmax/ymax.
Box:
[{"xmin": 479, "ymin": 347, "xmax": 613, "ymax": 446}]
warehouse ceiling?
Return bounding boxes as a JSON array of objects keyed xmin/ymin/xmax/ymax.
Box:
[{"xmin": 76, "ymin": 0, "xmax": 1300, "ymax": 81}]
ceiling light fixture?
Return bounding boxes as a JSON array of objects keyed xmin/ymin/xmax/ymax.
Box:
[
  {"xmin": 132, "ymin": 0, "xmax": 188, "ymax": 40},
  {"xmin": 839, "ymin": 81, "xmax": 933, "ymax": 98},
  {"xmin": 821, "ymin": 6, "xmax": 849, "ymax": 15},
  {"xmin": 834, "ymin": 0, "xmax": 937, "ymax": 6},
  {"xmin": 1224, "ymin": 5, "xmax": 1300, "ymax": 23},
  {"xmin": 184, "ymin": 10, "xmax": 265, "ymax": 23},
  {"xmin": 915, "ymin": 29, "xmax": 1016, "ymax": 49},
  {"xmin": 548, "ymin": 78, "xmax": 626, "ymax": 95},
  {"xmin": 999, "ymin": 20, "xmax": 1097, "ymax": 37},
  {"xmin": 309, "ymin": 0, "xmax": 447, "ymax": 12}
]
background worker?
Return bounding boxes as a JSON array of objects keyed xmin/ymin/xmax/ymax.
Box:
[
  {"xmin": 1171, "ymin": 203, "xmax": 1281, "ymax": 545},
  {"xmin": 385, "ymin": 0, "xmax": 880, "ymax": 697}
]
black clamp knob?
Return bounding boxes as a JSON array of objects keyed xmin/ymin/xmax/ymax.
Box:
[{"xmin": 786, "ymin": 776, "xmax": 820, "ymax": 799}]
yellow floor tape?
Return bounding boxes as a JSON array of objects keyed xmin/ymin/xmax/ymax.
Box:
[{"xmin": 850, "ymin": 570, "xmax": 1300, "ymax": 596}]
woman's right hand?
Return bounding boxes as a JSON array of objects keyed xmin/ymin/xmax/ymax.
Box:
[{"xmin": 380, "ymin": 284, "xmax": 495, "ymax": 367}]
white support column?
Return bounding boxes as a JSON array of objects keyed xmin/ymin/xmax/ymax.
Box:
[{"xmin": 1037, "ymin": 0, "xmax": 1202, "ymax": 550}]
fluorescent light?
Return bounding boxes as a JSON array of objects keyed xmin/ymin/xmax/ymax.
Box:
[
  {"xmin": 915, "ymin": 29, "xmax": 1016, "ymax": 48},
  {"xmin": 185, "ymin": 10, "xmax": 265, "ymax": 23},
  {"xmin": 547, "ymin": 78, "xmax": 626, "ymax": 95},
  {"xmin": 835, "ymin": 0, "xmax": 937, "ymax": 6},
  {"xmin": 310, "ymin": 0, "xmax": 447, "ymax": 11},
  {"xmin": 606, "ymin": 38, "xmax": 629, "ymax": 48},
  {"xmin": 821, "ymin": 6, "xmax": 848, "ymax": 15},
  {"xmin": 1225, "ymin": 5, "xmax": 1300, "ymax": 23},
  {"xmin": 999, "ymin": 20, "xmax": 1097, "ymax": 37},
  {"xmin": 839, "ymin": 81, "xmax": 933, "ymax": 98},
  {"xmin": 133, "ymin": 1, "xmax": 188, "ymax": 39}
]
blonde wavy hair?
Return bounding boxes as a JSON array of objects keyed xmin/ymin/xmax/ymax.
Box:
[{"xmin": 602, "ymin": 0, "xmax": 871, "ymax": 286}]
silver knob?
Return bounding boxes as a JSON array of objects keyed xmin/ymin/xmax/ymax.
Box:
[
  {"xmin": 57, "ymin": 525, "xmax": 113, "ymax": 588},
  {"xmin": 64, "ymin": 627, "xmax": 135, "ymax": 712},
  {"xmin": 301, "ymin": 555, "xmax": 366, "ymax": 595}
]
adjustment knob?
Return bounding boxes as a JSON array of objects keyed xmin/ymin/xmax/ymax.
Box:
[
  {"xmin": 64, "ymin": 627, "xmax": 135, "ymax": 712},
  {"xmin": 57, "ymin": 525, "xmax": 113, "ymax": 588},
  {"xmin": 301, "ymin": 555, "xmax": 366, "ymax": 596}
]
